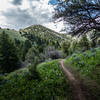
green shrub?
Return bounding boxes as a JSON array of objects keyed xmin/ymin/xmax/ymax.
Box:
[
  {"xmin": 0, "ymin": 60, "xmax": 72, "ymax": 100},
  {"xmin": 28, "ymin": 57, "xmax": 40, "ymax": 80},
  {"xmin": 65, "ymin": 48, "xmax": 100, "ymax": 100},
  {"xmin": 65, "ymin": 47, "xmax": 100, "ymax": 83}
]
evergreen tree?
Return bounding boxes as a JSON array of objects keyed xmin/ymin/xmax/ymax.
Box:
[
  {"xmin": 68, "ymin": 40, "xmax": 78, "ymax": 54},
  {"xmin": 0, "ymin": 31, "xmax": 19, "ymax": 73},
  {"xmin": 28, "ymin": 56, "xmax": 40, "ymax": 80},
  {"xmin": 90, "ymin": 30, "xmax": 100, "ymax": 47},
  {"xmin": 61, "ymin": 40, "xmax": 70, "ymax": 56},
  {"xmin": 14, "ymin": 39, "xmax": 23, "ymax": 59},
  {"xmin": 22, "ymin": 40, "xmax": 32, "ymax": 61},
  {"xmin": 78, "ymin": 35, "xmax": 89, "ymax": 51}
]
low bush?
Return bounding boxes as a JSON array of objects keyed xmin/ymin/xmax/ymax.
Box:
[
  {"xmin": 28, "ymin": 57, "xmax": 40, "ymax": 80},
  {"xmin": 65, "ymin": 47, "xmax": 100, "ymax": 84},
  {"xmin": 0, "ymin": 60, "xmax": 72, "ymax": 100},
  {"xmin": 65, "ymin": 47, "xmax": 100, "ymax": 100}
]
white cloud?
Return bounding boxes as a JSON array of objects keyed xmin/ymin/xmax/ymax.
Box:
[
  {"xmin": 43, "ymin": 21, "xmax": 64, "ymax": 32},
  {"xmin": 0, "ymin": 0, "xmax": 64, "ymax": 32},
  {"xmin": 0, "ymin": 0, "xmax": 15, "ymax": 28},
  {"xmin": 0, "ymin": 0, "xmax": 13, "ymax": 11}
]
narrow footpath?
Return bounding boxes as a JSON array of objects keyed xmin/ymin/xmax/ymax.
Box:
[{"xmin": 59, "ymin": 60, "xmax": 86, "ymax": 100}]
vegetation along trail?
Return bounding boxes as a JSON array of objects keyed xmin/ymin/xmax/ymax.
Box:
[{"xmin": 59, "ymin": 59, "xmax": 86, "ymax": 100}]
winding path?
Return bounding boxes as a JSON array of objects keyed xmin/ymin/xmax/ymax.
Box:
[{"xmin": 59, "ymin": 60, "xmax": 86, "ymax": 100}]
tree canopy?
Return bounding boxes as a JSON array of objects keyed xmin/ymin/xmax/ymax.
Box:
[
  {"xmin": 0, "ymin": 31, "xmax": 19, "ymax": 73},
  {"xmin": 54, "ymin": 0, "xmax": 100, "ymax": 35}
]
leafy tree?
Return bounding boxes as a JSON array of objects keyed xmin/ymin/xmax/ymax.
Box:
[
  {"xmin": 28, "ymin": 56, "xmax": 40, "ymax": 80},
  {"xmin": 22, "ymin": 40, "xmax": 32, "ymax": 61},
  {"xmin": 78, "ymin": 35, "xmax": 90, "ymax": 51},
  {"xmin": 0, "ymin": 31, "xmax": 19, "ymax": 73},
  {"xmin": 54, "ymin": 0, "xmax": 100, "ymax": 35},
  {"xmin": 68, "ymin": 40, "xmax": 78, "ymax": 54},
  {"xmin": 55, "ymin": 41, "xmax": 60, "ymax": 49},
  {"xmin": 25, "ymin": 47, "xmax": 39, "ymax": 63},
  {"xmin": 14, "ymin": 39, "xmax": 24, "ymax": 59},
  {"xmin": 90, "ymin": 30, "xmax": 100, "ymax": 47},
  {"xmin": 61, "ymin": 40, "xmax": 70, "ymax": 56},
  {"xmin": 97, "ymin": 38, "xmax": 100, "ymax": 46}
]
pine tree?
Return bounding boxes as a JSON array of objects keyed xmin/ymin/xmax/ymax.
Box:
[
  {"xmin": 78, "ymin": 35, "xmax": 89, "ymax": 51},
  {"xmin": 0, "ymin": 31, "xmax": 19, "ymax": 73},
  {"xmin": 61, "ymin": 40, "xmax": 70, "ymax": 56},
  {"xmin": 22, "ymin": 40, "xmax": 32, "ymax": 61}
]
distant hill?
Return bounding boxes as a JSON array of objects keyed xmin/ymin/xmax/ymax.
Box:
[
  {"xmin": 0, "ymin": 28, "xmax": 26, "ymax": 42},
  {"xmin": 0, "ymin": 25, "xmax": 71, "ymax": 44},
  {"xmin": 20, "ymin": 25, "xmax": 68, "ymax": 43}
]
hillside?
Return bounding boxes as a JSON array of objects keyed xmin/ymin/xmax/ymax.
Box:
[
  {"xmin": 0, "ymin": 25, "xmax": 70, "ymax": 46},
  {"xmin": 0, "ymin": 28, "xmax": 26, "ymax": 42},
  {"xmin": 0, "ymin": 60, "xmax": 72, "ymax": 100},
  {"xmin": 20, "ymin": 25, "xmax": 68, "ymax": 42},
  {"xmin": 0, "ymin": 0, "xmax": 100, "ymax": 99},
  {"xmin": 0, "ymin": 24, "xmax": 100, "ymax": 100},
  {"xmin": 1, "ymin": 47, "xmax": 100, "ymax": 100},
  {"xmin": 0, "ymin": 25, "xmax": 70, "ymax": 70},
  {"xmin": 64, "ymin": 47, "xmax": 100, "ymax": 100}
]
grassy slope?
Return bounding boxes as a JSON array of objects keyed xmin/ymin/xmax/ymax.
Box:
[
  {"xmin": 64, "ymin": 47, "xmax": 100, "ymax": 99},
  {"xmin": 21, "ymin": 25, "xmax": 66, "ymax": 42},
  {"xmin": 0, "ymin": 25, "xmax": 71, "ymax": 44},
  {"xmin": 0, "ymin": 29, "xmax": 26, "ymax": 41},
  {"xmin": 0, "ymin": 60, "xmax": 72, "ymax": 100}
]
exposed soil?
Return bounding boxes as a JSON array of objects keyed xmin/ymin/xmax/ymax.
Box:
[{"xmin": 59, "ymin": 59, "xmax": 91, "ymax": 100}]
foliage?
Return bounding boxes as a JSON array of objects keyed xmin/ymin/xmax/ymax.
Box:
[
  {"xmin": 0, "ymin": 74, "xmax": 5, "ymax": 83},
  {"xmin": 62, "ymin": 35, "xmax": 90, "ymax": 55},
  {"xmin": 78, "ymin": 35, "xmax": 90, "ymax": 51},
  {"xmin": 0, "ymin": 28, "xmax": 26, "ymax": 61},
  {"xmin": 25, "ymin": 47, "xmax": 39, "ymax": 62},
  {"xmin": 97, "ymin": 38, "xmax": 100, "ymax": 46},
  {"xmin": 65, "ymin": 47, "xmax": 100, "ymax": 84},
  {"xmin": 20, "ymin": 25, "xmax": 63, "ymax": 62},
  {"xmin": 22, "ymin": 40, "xmax": 32, "ymax": 61},
  {"xmin": 54, "ymin": 0, "xmax": 100, "ymax": 35},
  {"xmin": 0, "ymin": 29, "xmax": 26, "ymax": 42},
  {"xmin": 65, "ymin": 47, "xmax": 100, "ymax": 99},
  {"xmin": 0, "ymin": 60, "xmax": 72, "ymax": 100},
  {"xmin": 89, "ymin": 30, "xmax": 100, "ymax": 47},
  {"xmin": 0, "ymin": 31, "xmax": 20, "ymax": 73},
  {"xmin": 61, "ymin": 40, "xmax": 70, "ymax": 56},
  {"xmin": 21, "ymin": 25, "xmax": 65, "ymax": 43},
  {"xmin": 28, "ymin": 57, "xmax": 40, "ymax": 80}
]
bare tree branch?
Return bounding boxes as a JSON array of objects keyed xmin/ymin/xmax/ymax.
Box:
[{"xmin": 54, "ymin": 0, "xmax": 100, "ymax": 35}]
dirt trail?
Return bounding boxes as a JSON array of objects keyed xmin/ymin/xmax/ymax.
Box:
[{"xmin": 59, "ymin": 60, "xmax": 86, "ymax": 100}]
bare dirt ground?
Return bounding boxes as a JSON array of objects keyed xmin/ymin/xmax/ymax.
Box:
[{"xmin": 60, "ymin": 59, "xmax": 87, "ymax": 100}]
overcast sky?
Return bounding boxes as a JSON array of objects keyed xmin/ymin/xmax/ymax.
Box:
[{"xmin": 0, "ymin": 0, "xmax": 65, "ymax": 32}]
